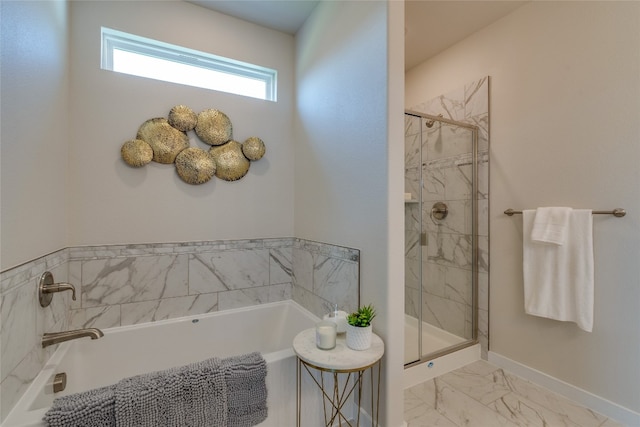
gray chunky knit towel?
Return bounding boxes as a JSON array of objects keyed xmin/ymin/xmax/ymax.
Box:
[
  {"xmin": 223, "ymin": 352, "xmax": 268, "ymax": 427},
  {"xmin": 115, "ymin": 357, "xmax": 228, "ymax": 427},
  {"xmin": 43, "ymin": 352, "xmax": 268, "ymax": 427},
  {"xmin": 43, "ymin": 384, "xmax": 116, "ymax": 427}
]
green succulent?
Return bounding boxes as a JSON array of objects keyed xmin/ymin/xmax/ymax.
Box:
[{"xmin": 347, "ymin": 304, "xmax": 376, "ymax": 327}]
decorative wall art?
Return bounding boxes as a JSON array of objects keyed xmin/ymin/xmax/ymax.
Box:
[{"xmin": 121, "ymin": 105, "xmax": 266, "ymax": 185}]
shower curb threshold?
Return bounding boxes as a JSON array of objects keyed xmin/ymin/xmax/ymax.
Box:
[{"xmin": 404, "ymin": 343, "xmax": 480, "ymax": 389}]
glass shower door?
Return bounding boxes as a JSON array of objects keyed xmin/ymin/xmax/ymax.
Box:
[
  {"xmin": 404, "ymin": 114, "xmax": 422, "ymax": 365},
  {"xmin": 404, "ymin": 111, "xmax": 478, "ymax": 366}
]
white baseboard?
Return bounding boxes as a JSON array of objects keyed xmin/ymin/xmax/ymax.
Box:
[{"xmin": 488, "ymin": 351, "xmax": 640, "ymax": 426}]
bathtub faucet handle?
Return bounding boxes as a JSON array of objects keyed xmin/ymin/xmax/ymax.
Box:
[{"xmin": 39, "ymin": 271, "xmax": 76, "ymax": 307}]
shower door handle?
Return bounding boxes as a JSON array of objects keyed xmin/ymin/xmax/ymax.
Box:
[{"xmin": 421, "ymin": 232, "xmax": 427, "ymax": 246}]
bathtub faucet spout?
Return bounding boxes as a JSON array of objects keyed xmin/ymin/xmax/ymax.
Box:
[{"xmin": 42, "ymin": 328, "xmax": 104, "ymax": 348}]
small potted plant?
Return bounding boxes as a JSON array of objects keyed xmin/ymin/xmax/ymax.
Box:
[{"xmin": 346, "ymin": 304, "xmax": 376, "ymax": 350}]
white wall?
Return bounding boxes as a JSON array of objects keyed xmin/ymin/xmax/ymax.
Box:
[
  {"xmin": 0, "ymin": 0, "xmax": 69, "ymax": 270},
  {"xmin": 295, "ymin": 1, "xmax": 405, "ymax": 425},
  {"xmin": 68, "ymin": 1, "xmax": 295, "ymax": 247},
  {"xmin": 406, "ymin": 1, "xmax": 640, "ymax": 414},
  {"xmin": 386, "ymin": 2, "xmax": 406, "ymax": 426}
]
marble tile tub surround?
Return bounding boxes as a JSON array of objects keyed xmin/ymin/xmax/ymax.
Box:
[
  {"xmin": 64, "ymin": 238, "xmax": 358, "ymax": 328},
  {"xmin": 405, "ymin": 76, "xmax": 490, "ymax": 358},
  {"xmin": 0, "ymin": 249, "xmax": 71, "ymax": 424},
  {"xmin": 0, "ymin": 237, "xmax": 359, "ymax": 422}
]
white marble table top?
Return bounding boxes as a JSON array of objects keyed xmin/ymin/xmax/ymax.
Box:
[{"xmin": 293, "ymin": 328, "xmax": 384, "ymax": 372}]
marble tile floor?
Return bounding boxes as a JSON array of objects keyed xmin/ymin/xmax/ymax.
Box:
[{"xmin": 404, "ymin": 360, "xmax": 625, "ymax": 427}]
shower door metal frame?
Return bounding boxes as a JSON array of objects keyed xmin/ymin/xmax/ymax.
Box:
[{"xmin": 403, "ymin": 110, "xmax": 479, "ymax": 368}]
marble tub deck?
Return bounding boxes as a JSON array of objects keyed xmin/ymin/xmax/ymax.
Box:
[{"xmin": 405, "ymin": 360, "xmax": 624, "ymax": 427}]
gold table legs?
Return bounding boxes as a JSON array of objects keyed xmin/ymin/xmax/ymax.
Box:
[{"xmin": 296, "ymin": 358, "xmax": 381, "ymax": 427}]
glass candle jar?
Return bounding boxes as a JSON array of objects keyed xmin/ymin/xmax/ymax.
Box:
[
  {"xmin": 315, "ymin": 320, "xmax": 337, "ymax": 350},
  {"xmin": 323, "ymin": 310, "xmax": 348, "ymax": 334}
]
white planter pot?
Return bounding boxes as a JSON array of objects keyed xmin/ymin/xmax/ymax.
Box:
[{"xmin": 346, "ymin": 324, "xmax": 372, "ymax": 351}]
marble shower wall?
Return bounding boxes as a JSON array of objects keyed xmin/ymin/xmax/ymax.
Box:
[
  {"xmin": 0, "ymin": 237, "xmax": 359, "ymax": 422},
  {"xmin": 406, "ymin": 76, "xmax": 490, "ymax": 358}
]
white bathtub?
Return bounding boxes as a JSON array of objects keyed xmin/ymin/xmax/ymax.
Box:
[{"xmin": 4, "ymin": 300, "xmax": 321, "ymax": 427}]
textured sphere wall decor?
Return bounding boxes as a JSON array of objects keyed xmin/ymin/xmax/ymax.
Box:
[
  {"xmin": 120, "ymin": 105, "xmax": 266, "ymax": 185},
  {"xmin": 168, "ymin": 105, "xmax": 198, "ymax": 132},
  {"xmin": 209, "ymin": 140, "xmax": 250, "ymax": 181},
  {"xmin": 121, "ymin": 139, "xmax": 153, "ymax": 167},
  {"xmin": 242, "ymin": 137, "xmax": 266, "ymax": 161},
  {"xmin": 175, "ymin": 147, "xmax": 216, "ymax": 184},
  {"xmin": 137, "ymin": 118, "xmax": 190, "ymax": 164},
  {"xmin": 195, "ymin": 109, "xmax": 233, "ymax": 146}
]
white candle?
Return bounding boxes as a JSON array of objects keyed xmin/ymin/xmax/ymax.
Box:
[
  {"xmin": 323, "ymin": 310, "xmax": 348, "ymax": 334},
  {"xmin": 315, "ymin": 321, "xmax": 337, "ymax": 350}
]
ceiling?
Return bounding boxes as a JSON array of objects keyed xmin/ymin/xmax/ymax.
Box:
[
  {"xmin": 404, "ymin": 1, "xmax": 526, "ymax": 70},
  {"xmin": 187, "ymin": 0, "xmax": 527, "ymax": 70},
  {"xmin": 187, "ymin": 1, "xmax": 320, "ymax": 35}
]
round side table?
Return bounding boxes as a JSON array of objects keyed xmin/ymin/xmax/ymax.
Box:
[{"xmin": 293, "ymin": 328, "xmax": 384, "ymax": 427}]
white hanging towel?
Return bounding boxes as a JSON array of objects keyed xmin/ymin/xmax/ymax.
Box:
[
  {"xmin": 523, "ymin": 209, "xmax": 594, "ymax": 332},
  {"xmin": 530, "ymin": 207, "xmax": 572, "ymax": 245}
]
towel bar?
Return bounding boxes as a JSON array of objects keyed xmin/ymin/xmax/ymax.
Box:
[{"xmin": 504, "ymin": 208, "xmax": 626, "ymax": 217}]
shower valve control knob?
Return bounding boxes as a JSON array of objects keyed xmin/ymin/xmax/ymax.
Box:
[
  {"xmin": 38, "ymin": 271, "xmax": 77, "ymax": 307},
  {"xmin": 431, "ymin": 202, "xmax": 449, "ymax": 220}
]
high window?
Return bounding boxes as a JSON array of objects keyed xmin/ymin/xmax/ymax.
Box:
[{"xmin": 101, "ymin": 27, "xmax": 277, "ymax": 101}]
